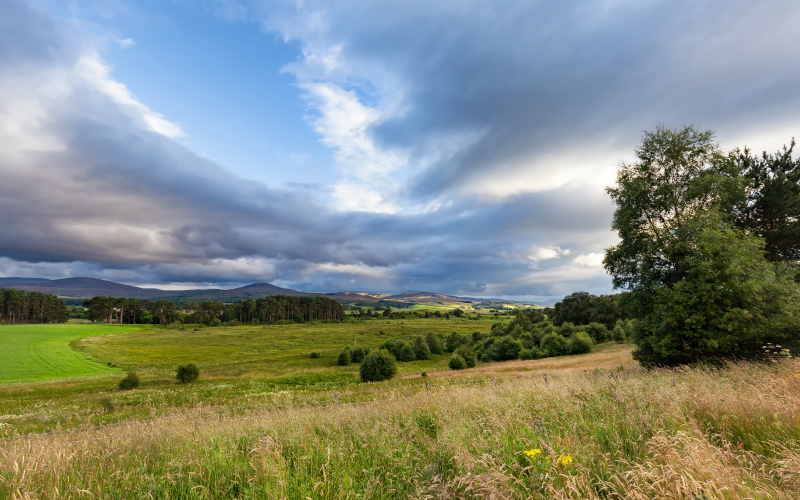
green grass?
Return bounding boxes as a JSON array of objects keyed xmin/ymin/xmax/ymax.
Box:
[
  {"xmin": 0, "ymin": 324, "xmax": 146, "ymax": 383},
  {"xmin": 2, "ymin": 359, "xmax": 798, "ymax": 499}
]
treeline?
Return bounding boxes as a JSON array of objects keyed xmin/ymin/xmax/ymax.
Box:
[
  {"xmin": 335, "ymin": 306, "xmax": 633, "ymax": 376},
  {"xmin": 0, "ymin": 288, "xmax": 69, "ymax": 324},
  {"xmin": 82, "ymin": 295, "xmax": 344, "ymax": 325}
]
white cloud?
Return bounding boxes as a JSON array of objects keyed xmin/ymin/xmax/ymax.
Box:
[
  {"xmin": 528, "ymin": 245, "xmax": 570, "ymax": 262},
  {"xmin": 75, "ymin": 55, "xmax": 184, "ymax": 138},
  {"xmin": 116, "ymin": 38, "xmax": 135, "ymax": 49},
  {"xmin": 573, "ymin": 253, "xmax": 605, "ymax": 267}
]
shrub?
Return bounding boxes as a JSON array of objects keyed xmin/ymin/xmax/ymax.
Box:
[
  {"xmin": 309, "ymin": 352, "xmax": 320, "ymax": 358},
  {"xmin": 445, "ymin": 332, "xmax": 468, "ymax": 352},
  {"xmin": 209, "ymin": 318, "xmax": 222, "ymax": 327},
  {"xmin": 540, "ymin": 333, "xmax": 568, "ymax": 357},
  {"xmin": 454, "ymin": 345, "xmax": 477, "ymax": 368},
  {"xmin": 448, "ymin": 354, "xmax": 467, "ymax": 370},
  {"xmin": 568, "ymin": 332, "xmax": 594, "ymax": 355},
  {"xmin": 350, "ymin": 346, "xmax": 369, "ymax": 363},
  {"xmin": 360, "ymin": 349, "xmax": 398, "ymax": 382},
  {"xmin": 337, "ymin": 349, "xmax": 351, "ymax": 366},
  {"xmin": 585, "ymin": 322, "xmax": 609, "ymax": 342},
  {"xmin": 398, "ymin": 343, "xmax": 416, "ymax": 362},
  {"xmin": 489, "ymin": 335, "xmax": 523, "ymax": 361},
  {"xmin": 557, "ymin": 322, "xmax": 577, "ymax": 338},
  {"xmin": 612, "ymin": 325, "xmax": 626, "ymax": 342},
  {"xmin": 118, "ymin": 372, "xmax": 140, "ymax": 390},
  {"xmin": 176, "ymin": 363, "xmax": 200, "ymax": 383},
  {"xmin": 425, "ymin": 332, "xmax": 444, "ymax": 355},
  {"xmin": 413, "ymin": 336, "xmax": 431, "ymax": 360},
  {"xmin": 519, "ymin": 347, "xmax": 542, "ymax": 360}
]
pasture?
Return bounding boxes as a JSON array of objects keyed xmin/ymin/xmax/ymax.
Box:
[
  {"xmin": 0, "ymin": 318, "xmax": 633, "ymax": 436},
  {"xmin": 0, "ymin": 324, "xmax": 145, "ymax": 383}
]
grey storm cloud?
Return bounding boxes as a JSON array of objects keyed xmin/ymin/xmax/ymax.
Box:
[{"xmin": 1, "ymin": 0, "xmax": 797, "ymax": 300}]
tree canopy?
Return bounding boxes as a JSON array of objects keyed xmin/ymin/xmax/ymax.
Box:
[{"xmin": 604, "ymin": 126, "xmax": 800, "ymax": 366}]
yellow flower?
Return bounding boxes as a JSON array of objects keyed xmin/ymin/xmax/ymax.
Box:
[
  {"xmin": 557, "ymin": 454, "xmax": 573, "ymax": 465},
  {"xmin": 524, "ymin": 449, "xmax": 542, "ymax": 458}
]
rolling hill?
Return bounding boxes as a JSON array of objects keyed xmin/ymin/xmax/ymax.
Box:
[{"xmin": 0, "ymin": 277, "xmax": 502, "ymax": 307}]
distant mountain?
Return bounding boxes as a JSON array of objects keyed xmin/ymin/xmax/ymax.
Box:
[
  {"xmin": 1, "ymin": 277, "xmax": 534, "ymax": 307},
  {"xmin": 0, "ymin": 277, "xmax": 308, "ymax": 302}
]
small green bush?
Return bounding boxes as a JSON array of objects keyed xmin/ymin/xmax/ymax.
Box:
[
  {"xmin": 337, "ymin": 349, "xmax": 351, "ymax": 366},
  {"xmin": 360, "ymin": 349, "xmax": 398, "ymax": 382},
  {"xmin": 176, "ymin": 363, "xmax": 200, "ymax": 383},
  {"xmin": 489, "ymin": 335, "xmax": 523, "ymax": 361},
  {"xmin": 519, "ymin": 347, "xmax": 542, "ymax": 360},
  {"xmin": 309, "ymin": 352, "xmax": 320, "ymax": 358},
  {"xmin": 118, "ymin": 372, "xmax": 140, "ymax": 391},
  {"xmin": 448, "ymin": 354, "xmax": 467, "ymax": 370},
  {"xmin": 568, "ymin": 332, "xmax": 594, "ymax": 355},
  {"xmin": 209, "ymin": 318, "xmax": 222, "ymax": 327},
  {"xmin": 350, "ymin": 346, "xmax": 369, "ymax": 363},
  {"xmin": 413, "ymin": 336, "xmax": 431, "ymax": 360},
  {"xmin": 426, "ymin": 333, "xmax": 444, "ymax": 354},
  {"xmin": 454, "ymin": 345, "xmax": 477, "ymax": 368},
  {"xmin": 612, "ymin": 325, "xmax": 626, "ymax": 342},
  {"xmin": 398, "ymin": 343, "xmax": 416, "ymax": 362},
  {"xmin": 540, "ymin": 333, "xmax": 568, "ymax": 357},
  {"xmin": 585, "ymin": 322, "xmax": 608, "ymax": 342}
]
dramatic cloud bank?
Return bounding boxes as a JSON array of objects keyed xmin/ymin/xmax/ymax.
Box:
[{"xmin": 1, "ymin": 0, "xmax": 798, "ymax": 301}]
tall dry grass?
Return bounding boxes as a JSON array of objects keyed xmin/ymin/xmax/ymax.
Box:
[{"xmin": 1, "ymin": 359, "xmax": 799, "ymax": 499}]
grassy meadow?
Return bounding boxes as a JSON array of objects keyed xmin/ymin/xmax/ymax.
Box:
[
  {"xmin": 1, "ymin": 319, "xmax": 798, "ymax": 498},
  {"xmin": 0, "ymin": 356, "xmax": 798, "ymax": 499},
  {"xmin": 0, "ymin": 324, "xmax": 145, "ymax": 383}
]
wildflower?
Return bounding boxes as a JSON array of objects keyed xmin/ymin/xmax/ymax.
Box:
[
  {"xmin": 556, "ymin": 454, "xmax": 573, "ymax": 465},
  {"xmin": 524, "ymin": 449, "xmax": 542, "ymax": 459}
]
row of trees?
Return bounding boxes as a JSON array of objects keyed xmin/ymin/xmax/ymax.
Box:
[
  {"xmin": 83, "ymin": 295, "xmax": 345, "ymax": 325},
  {"xmin": 0, "ymin": 288, "xmax": 69, "ymax": 324},
  {"xmin": 604, "ymin": 126, "xmax": 800, "ymax": 366},
  {"xmin": 549, "ymin": 292, "xmax": 627, "ymax": 330}
]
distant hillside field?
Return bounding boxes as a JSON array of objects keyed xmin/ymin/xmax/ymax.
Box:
[{"xmin": 0, "ymin": 324, "xmax": 145, "ymax": 383}]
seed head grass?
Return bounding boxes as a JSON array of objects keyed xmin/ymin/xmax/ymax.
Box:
[{"xmin": 1, "ymin": 359, "xmax": 799, "ymax": 499}]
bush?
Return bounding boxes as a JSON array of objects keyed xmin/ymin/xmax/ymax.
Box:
[
  {"xmin": 398, "ymin": 343, "xmax": 416, "ymax": 362},
  {"xmin": 454, "ymin": 345, "xmax": 477, "ymax": 368},
  {"xmin": 360, "ymin": 349, "xmax": 398, "ymax": 382},
  {"xmin": 209, "ymin": 318, "xmax": 222, "ymax": 327},
  {"xmin": 425, "ymin": 333, "xmax": 444, "ymax": 355},
  {"xmin": 448, "ymin": 354, "xmax": 467, "ymax": 370},
  {"xmin": 568, "ymin": 332, "xmax": 594, "ymax": 355},
  {"xmin": 519, "ymin": 347, "xmax": 542, "ymax": 360},
  {"xmin": 445, "ymin": 332, "xmax": 468, "ymax": 352},
  {"xmin": 612, "ymin": 325, "xmax": 626, "ymax": 342},
  {"xmin": 337, "ymin": 349, "xmax": 351, "ymax": 366},
  {"xmin": 557, "ymin": 322, "xmax": 577, "ymax": 338},
  {"xmin": 540, "ymin": 333, "xmax": 568, "ymax": 357},
  {"xmin": 585, "ymin": 322, "xmax": 609, "ymax": 342},
  {"xmin": 350, "ymin": 346, "xmax": 369, "ymax": 363},
  {"xmin": 118, "ymin": 372, "xmax": 140, "ymax": 390},
  {"xmin": 176, "ymin": 363, "xmax": 199, "ymax": 383},
  {"xmin": 489, "ymin": 335, "xmax": 523, "ymax": 361},
  {"xmin": 309, "ymin": 352, "xmax": 320, "ymax": 358},
  {"xmin": 413, "ymin": 336, "xmax": 431, "ymax": 360}
]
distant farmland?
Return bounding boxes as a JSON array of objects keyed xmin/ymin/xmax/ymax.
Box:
[{"xmin": 0, "ymin": 324, "xmax": 145, "ymax": 383}]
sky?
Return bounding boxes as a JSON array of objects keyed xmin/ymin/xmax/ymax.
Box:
[{"xmin": 1, "ymin": 0, "xmax": 799, "ymax": 303}]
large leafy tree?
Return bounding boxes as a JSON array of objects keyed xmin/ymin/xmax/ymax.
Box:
[
  {"xmin": 604, "ymin": 126, "xmax": 799, "ymax": 366},
  {"xmin": 732, "ymin": 139, "xmax": 800, "ymax": 262},
  {"xmin": 604, "ymin": 126, "xmax": 743, "ymax": 317}
]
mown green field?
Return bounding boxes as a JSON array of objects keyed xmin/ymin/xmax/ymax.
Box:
[{"xmin": 0, "ymin": 324, "xmax": 145, "ymax": 383}]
